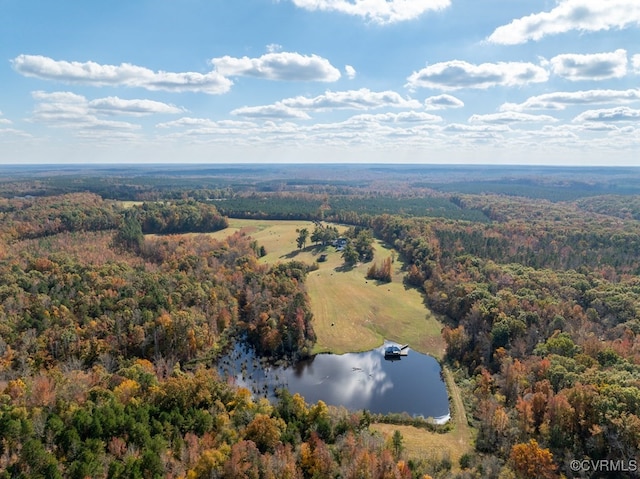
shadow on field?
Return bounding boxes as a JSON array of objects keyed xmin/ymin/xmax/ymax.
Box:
[{"xmin": 334, "ymin": 263, "xmax": 355, "ymax": 272}]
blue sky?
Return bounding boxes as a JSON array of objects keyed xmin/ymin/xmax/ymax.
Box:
[{"xmin": 1, "ymin": 0, "xmax": 639, "ymax": 165}]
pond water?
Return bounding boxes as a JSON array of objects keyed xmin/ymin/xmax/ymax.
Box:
[{"xmin": 217, "ymin": 341, "xmax": 450, "ymax": 423}]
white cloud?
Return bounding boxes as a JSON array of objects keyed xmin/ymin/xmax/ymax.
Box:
[
  {"xmin": 281, "ymin": 88, "xmax": 422, "ymax": 110},
  {"xmin": 350, "ymin": 111, "xmax": 443, "ymax": 123},
  {"xmin": 549, "ymin": 49, "xmax": 628, "ymax": 81},
  {"xmin": 29, "ymin": 91, "xmax": 147, "ymax": 134},
  {"xmin": 89, "ymin": 97, "xmax": 185, "ymax": 116},
  {"xmin": 573, "ymin": 106, "xmax": 640, "ymax": 122},
  {"xmin": 32, "ymin": 90, "xmax": 86, "ymax": 103},
  {"xmin": 266, "ymin": 43, "xmax": 283, "ymax": 53},
  {"xmin": 231, "ymin": 104, "xmax": 312, "ymax": 120},
  {"xmin": 217, "ymin": 88, "xmax": 426, "ymax": 123},
  {"xmin": 0, "ymin": 111, "xmax": 11, "ymax": 125},
  {"xmin": 30, "ymin": 91, "xmax": 184, "ymax": 117},
  {"xmin": 573, "ymin": 122, "xmax": 622, "ymax": 132},
  {"xmin": 157, "ymin": 117, "xmax": 219, "ymax": 129},
  {"xmin": 440, "ymin": 123, "xmax": 510, "ymax": 141},
  {"xmin": 390, "ymin": 111, "xmax": 442, "ymax": 123},
  {"xmin": 442, "ymin": 123, "xmax": 510, "ymax": 132},
  {"xmin": 424, "ymin": 94, "xmax": 464, "ymax": 110},
  {"xmin": 488, "ymin": 0, "xmax": 640, "ymax": 45},
  {"xmin": 345, "ymin": 65, "xmax": 357, "ymax": 79},
  {"xmin": 469, "ymin": 112, "xmax": 559, "ymax": 124},
  {"xmin": 12, "ymin": 54, "xmax": 232, "ymax": 94},
  {"xmin": 156, "ymin": 117, "xmax": 259, "ymax": 135},
  {"xmin": 406, "ymin": 60, "xmax": 549, "ymax": 90},
  {"xmin": 633, "ymin": 54, "xmax": 640, "ymax": 73},
  {"xmin": 0, "ymin": 127, "xmax": 29, "ymax": 137},
  {"xmin": 31, "ymin": 91, "xmax": 91, "ymax": 123},
  {"xmin": 501, "ymin": 88, "xmax": 640, "ymax": 111},
  {"xmin": 211, "ymin": 52, "xmax": 341, "ymax": 82},
  {"xmin": 289, "ymin": 0, "xmax": 450, "ymax": 24}
]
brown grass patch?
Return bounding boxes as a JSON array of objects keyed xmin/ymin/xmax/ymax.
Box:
[{"xmin": 371, "ymin": 423, "xmax": 472, "ymax": 471}]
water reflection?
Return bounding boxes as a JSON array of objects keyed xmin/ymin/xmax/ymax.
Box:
[{"xmin": 218, "ymin": 341, "xmax": 450, "ymax": 422}]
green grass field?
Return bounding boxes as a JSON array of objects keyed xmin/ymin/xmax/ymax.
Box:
[{"xmin": 208, "ymin": 218, "xmax": 445, "ymax": 358}]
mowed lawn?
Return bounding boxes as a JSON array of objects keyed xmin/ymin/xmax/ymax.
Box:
[{"xmin": 208, "ymin": 218, "xmax": 445, "ymax": 358}]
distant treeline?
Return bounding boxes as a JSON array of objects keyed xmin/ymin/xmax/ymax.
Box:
[
  {"xmin": 214, "ymin": 193, "xmax": 490, "ymax": 223},
  {"xmin": 429, "ymin": 178, "xmax": 640, "ymax": 201},
  {"xmin": 576, "ymin": 195, "xmax": 640, "ymax": 220}
]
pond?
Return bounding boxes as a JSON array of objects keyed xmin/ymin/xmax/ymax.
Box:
[{"xmin": 218, "ymin": 341, "xmax": 450, "ymax": 423}]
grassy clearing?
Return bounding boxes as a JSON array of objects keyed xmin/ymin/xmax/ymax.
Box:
[
  {"xmin": 208, "ymin": 218, "xmax": 472, "ymax": 460},
  {"xmin": 371, "ymin": 422, "xmax": 471, "ymax": 471},
  {"xmin": 209, "ymin": 219, "xmax": 445, "ymax": 358},
  {"xmin": 119, "ymin": 201, "xmax": 143, "ymax": 208},
  {"xmin": 306, "ymin": 241, "xmax": 445, "ymax": 358}
]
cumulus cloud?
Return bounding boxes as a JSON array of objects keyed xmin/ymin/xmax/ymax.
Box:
[
  {"xmin": 500, "ymin": 88, "xmax": 640, "ymax": 111},
  {"xmin": 424, "ymin": 94, "xmax": 464, "ymax": 110},
  {"xmin": 32, "ymin": 95, "xmax": 140, "ymax": 131},
  {"xmin": 406, "ymin": 60, "xmax": 549, "ymax": 90},
  {"xmin": 226, "ymin": 89, "xmax": 424, "ymax": 122},
  {"xmin": 468, "ymin": 111, "xmax": 559, "ymax": 124},
  {"xmin": 281, "ymin": 88, "xmax": 422, "ymax": 110},
  {"xmin": 30, "ymin": 91, "xmax": 184, "ymax": 118},
  {"xmin": 211, "ymin": 52, "xmax": 341, "ymax": 82},
  {"xmin": 488, "ymin": 0, "xmax": 640, "ymax": 45},
  {"xmin": 157, "ymin": 117, "xmax": 218, "ymax": 129},
  {"xmin": 28, "ymin": 90, "xmax": 188, "ymax": 134},
  {"xmin": 156, "ymin": 117, "xmax": 259, "ymax": 136},
  {"xmin": 13, "ymin": 54, "xmax": 232, "ymax": 94},
  {"xmin": 442, "ymin": 123, "xmax": 510, "ymax": 133},
  {"xmin": 289, "ymin": 0, "xmax": 450, "ymax": 24},
  {"xmin": 350, "ymin": 111, "xmax": 443, "ymax": 123},
  {"xmin": 31, "ymin": 91, "xmax": 93, "ymax": 124},
  {"xmin": 89, "ymin": 97, "xmax": 185, "ymax": 116},
  {"xmin": 573, "ymin": 106, "xmax": 640, "ymax": 122},
  {"xmin": 549, "ymin": 49, "xmax": 628, "ymax": 81},
  {"xmin": 231, "ymin": 104, "xmax": 311, "ymax": 120},
  {"xmin": 345, "ymin": 65, "xmax": 357, "ymax": 79}
]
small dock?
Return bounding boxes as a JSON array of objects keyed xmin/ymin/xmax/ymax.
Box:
[{"xmin": 384, "ymin": 344, "xmax": 409, "ymax": 358}]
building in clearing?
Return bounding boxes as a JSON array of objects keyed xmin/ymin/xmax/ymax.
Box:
[{"xmin": 333, "ymin": 237, "xmax": 348, "ymax": 251}]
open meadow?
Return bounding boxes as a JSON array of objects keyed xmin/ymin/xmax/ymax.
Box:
[{"xmin": 208, "ymin": 218, "xmax": 445, "ymax": 357}]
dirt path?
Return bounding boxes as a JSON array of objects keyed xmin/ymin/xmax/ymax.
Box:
[{"xmin": 443, "ymin": 366, "xmax": 474, "ymax": 453}]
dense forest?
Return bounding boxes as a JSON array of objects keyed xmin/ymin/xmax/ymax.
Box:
[
  {"xmin": 2, "ymin": 166, "xmax": 640, "ymax": 478},
  {"xmin": 0, "ymin": 192, "xmax": 433, "ymax": 479},
  {"xmin": 366, "ymin": 202, "xmax": 640, "ymax": 478}
]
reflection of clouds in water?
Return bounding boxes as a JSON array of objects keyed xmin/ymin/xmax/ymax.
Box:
[
  {"xmin": 325, "ymin": 349, "xmax": 393, "ymax": 407},
  {"xmin": 218, "ymin": 341, "xmax": 450, "ymax": 419}
]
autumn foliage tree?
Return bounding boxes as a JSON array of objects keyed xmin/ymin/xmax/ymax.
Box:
[
  {"xmin": 509, "ymin": 439, "xmax": 558, "ymax": 479},
  {"xmin": 366, "ymin": 257, "xmax": 392, "ymax": 282}
]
